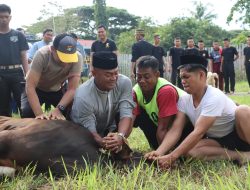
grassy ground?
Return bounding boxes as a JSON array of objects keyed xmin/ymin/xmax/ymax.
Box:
[{"xmin": 1, "ymin": 82, "xmax": 250, "ymax": 190}]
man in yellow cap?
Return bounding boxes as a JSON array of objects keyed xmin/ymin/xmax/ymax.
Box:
[{"xmin": 21, "ymin": 33, "xmax": 83, "ymax": 120}]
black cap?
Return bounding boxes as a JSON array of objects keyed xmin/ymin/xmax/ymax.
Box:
[
  {"xmin": 92, "ymin": 52, "xmax": 118, "ymax": 70},
  {"xmin": 178, "ymin": 54, "xmax": 208, "ymax": 70}
]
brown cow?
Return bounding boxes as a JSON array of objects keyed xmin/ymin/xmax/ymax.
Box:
[{"xmin": 0, "ymin": 116, "xmax": 133, "ymax": 177}]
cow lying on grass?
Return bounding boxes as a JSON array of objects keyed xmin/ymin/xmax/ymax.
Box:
[{"xmin": 0, "ymin": 117, "xmax": 135, "ymax": 177}]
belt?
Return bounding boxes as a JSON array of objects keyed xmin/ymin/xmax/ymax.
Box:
[{"xmin": 0, "ymin": 64, "xmax": 22, "ymax": 70}]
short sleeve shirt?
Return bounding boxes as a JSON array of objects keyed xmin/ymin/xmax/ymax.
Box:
[
  {"xmin": 210, "ymin": 49, "xmax": 222, "ymax": 63},
  {"xmin": 133, "ymin": 85, "xmax": 179, "ymax": 119},
  {"xmin": 169, "ymin": 47, "xmax": 185, "ymax": 68},
  {"xmin": 222, "ymin": 46, "xmax": 238, "ymax": 64},
  {"xmin": 178, "ymin": 86, "xmax": 237, "ymax": 138},
  {"xmin": 31, "ymin": 46, "xmax": 82, "ymax": 92},
  {"xmin": 0, "ymin": 29, "xmax": 29, "ymax": 66},
  {"xmin": 153, "ymin": 46, "xmax": 167, "ymax": 70},
  {"xmin": 131, "ymin": 40, "xmax": 154, "ymax": 62},
  {"xmin": 91, "ymin": 38, "xmax": 117, "ymax": 53},
  {"xmin": 243, "ymin": 46, "xmax": 250, "ymax": 64},
  {"xmin": 199, "ymin": 49, "xmax": 209, "ymax": 59},
  {"xmin": 184, "ymin": 48, "xmax": 200, "ymax": 56}
]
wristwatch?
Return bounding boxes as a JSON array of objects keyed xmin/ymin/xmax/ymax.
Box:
[
  {"xmin": 57, "ymin": 104, "xmax": 65, "ymax": 113},
  {"xmin": 117, "ymin": 132, "xmax": 126, "ymax": 140}
]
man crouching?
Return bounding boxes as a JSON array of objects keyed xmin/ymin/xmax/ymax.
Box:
[
  {"xmin": 145, "ymin": 54, "xmax": 250, "ymax": 168},
  {"xmin": 71, "ymin": 52, "xmax": 135, "ymax": 153}
]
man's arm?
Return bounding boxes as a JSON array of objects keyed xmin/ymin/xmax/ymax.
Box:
[
  {"xmin": 130, "ymin": 62, "xmax": 136, "ymax": 79},
  {"xmin": 25, "ymin": 70, "xmax": 43, "ymax": 116},
  {"xmin": 220, "ymin": 56, "xmax": 224, "ymax": 72},
  {"xmin": 167, "ymin": 55, "xmax": 172, "ymax": 72},
  {"xmin": 208, "ymin": 59, "xmax": 213, "ymax": 72},
  {"xmin": 157, "ymin": 116, "xmax": 216, "ymax": 168},
  {"xmin": 49, "ymin": 74, "xmax": 80, "ymax": 120},
  {"xmin": 145, "ymin": 111, "xmax": 186, "ymax": 158},
  {"xmin": 234, "ymin": 50, "xmax": 239, "ymax": 61},
  {"xmin": 89, "ymin": 52, "xmax": 94, "ymax": 77},
  {"xmin": 131, "ymin": 44, "xmax": 138, "ymax": 79},
  {"xmin": 156, "ymin": 116, "xmax": 175, "ymax": 145},
  {"xmin": 20, "ymin": 50, "xmax": 29, "ymax": 75}
]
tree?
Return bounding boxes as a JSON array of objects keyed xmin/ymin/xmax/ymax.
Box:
[
  {"xmin": 227, "ymin": 0, "xmax": 250, "ymax": 26},
  {"xmin": 116, "ymin": 18, "xmax": 158, "ymax": 53},
  {"xmin": 26, "ymin": 6, "xmax": 140, "ymax": 40},
  {"xmin": 94, "ymin": 0, "xmax": 108, "ymax": 30},
  {"xmin": 38, "ymin": 1, "xmax": 63, "ymax": 35},
  {"xmin": 189, "ymin": 1, "xmax": 217, "ymax": 22},
  {"xmin": 107, "ymin": 7, "xmax": 139, "ymax": 40}
]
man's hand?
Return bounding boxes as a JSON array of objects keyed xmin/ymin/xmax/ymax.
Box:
[
  {"xmin": 48, "ymin": 108, "xmax": 66, "ymax": 120},
  {"xmin": 35, "ymin": 113, "xmax": 50, "ymax": 120},
  {"xmin": 157, "ymin": 154, "xmax": 177, "ymax": 169},
  {"xmin": 167, "ymin": 65, "xmax": 172, "ymax": 73},
  {"xmin": 144, "ymin": 150, "xmax": 162, "ymax": 161},
  {"xmin": 103, "ymin": 133, "xmax": 124, "ymax": 153}
]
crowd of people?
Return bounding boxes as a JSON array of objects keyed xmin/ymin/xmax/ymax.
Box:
[{"xmin": 1, "ymin": 3, "xmax": 250, "ymax": 169}]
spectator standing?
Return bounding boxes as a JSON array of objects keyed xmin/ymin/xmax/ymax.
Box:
[
  {"xmin": 184, "ymin": 37, "xmax": 199, "ymax": 56},
  {"xmin": 168, "ymin": 37, "xmax": 185, "ymax": 89},
  {"xmin": 90, "ymin": 25, "xmax": 118, "ymax": 75},
  {"xmin": 210, "ymin": 41, "xmax": 224, "ymax": 90},
  {"xmin": 152, "ymin": 34, "xmax": 167, "ymax": 77},
  {"xmin": 221, "ymin": 38, "xmax": 239, "ymax": 94},
  {"xmin": 243, "ymin": 36, "xmax": 250, "ymax": 94},
  {"xmin": 70, "ymin": 32, "xmax": 88, "ymax": 77},
  {"xmin": 28, "ymin": 28, "xmax": 53, "ymax": 63},
  {"xmin": 130, "ymin": 29, "xmax": 154, "ymax": 80},
  {"xmin": 0, "ymin": 4, "xmax": 29, "ymax": 116}
]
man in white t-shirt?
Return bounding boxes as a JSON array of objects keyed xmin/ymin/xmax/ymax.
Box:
[{"xmin": 145, "ymin": 54, "xmax": 250, "ymax": 168}]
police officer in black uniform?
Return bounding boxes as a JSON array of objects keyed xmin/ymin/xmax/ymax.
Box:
[
  {"xmin": 0, "ymin": 4, "xmax": 29, "ymax": 116},
  {"xmin": 130, "ymin": 29, "xmax": 154, "ymax": 80},
  {"xmin": 244, "ymin": 36, "xmax": 250, "ymax": 93},
  {"xmin": 90, "ymin": 25, "xmax": 117, "ymax": 76},
  {"xmin": 221, "ymin": 38, "xmax": 239, "ymax": 94}
]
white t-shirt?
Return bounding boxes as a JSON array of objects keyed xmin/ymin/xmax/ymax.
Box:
[{"xmin": 178, "ymin": 86, "xmax": 237, "ymax": 138}]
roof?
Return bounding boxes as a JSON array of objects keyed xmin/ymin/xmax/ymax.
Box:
[{"xmin": 78, "ymin": 39, "xmax": 95, "ymax": 48}]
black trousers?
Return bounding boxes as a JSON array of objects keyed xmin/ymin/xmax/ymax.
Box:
[
  {"xmin": 223, "ymin": 63, "xmax": 235, "ymax": 93},
  {"xmin": 21, "ymin": 88, "xmax": 63, "ymax": 118},
  {"xmin": 245, "ymin": 63, "xmax": 250, "ymax": 87},
  {"xmin": 0, "ymin": 68, "xmax": 24, "ymax": 116},
  {"xmin": 171, "ymin": 68, "xmax": 183, "ymax": 89},
  {"xmin": 134, "ymin": 108, "xmax": 193, "ymax": 150}
]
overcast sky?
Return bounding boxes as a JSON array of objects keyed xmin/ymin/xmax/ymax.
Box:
[{"xmin": 4, "ymin": 0, "xmax": 246, "ymax": 30}]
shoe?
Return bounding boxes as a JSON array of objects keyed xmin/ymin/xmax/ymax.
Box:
[
  {"xmin": 231, "ymin": 91, "xmax": 235, "ymax": 94},
  {"xmin": 225, "ymin": 91, "xmax": 230, "ymax": 94}
]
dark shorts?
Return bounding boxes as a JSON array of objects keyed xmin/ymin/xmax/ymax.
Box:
[{"xmin": 207, "ymin": 129, "xmax": 250, "ymax": 151}]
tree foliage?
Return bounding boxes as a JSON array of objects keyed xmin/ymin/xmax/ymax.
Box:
[
  {"xmin": 94, "ymin": 0, "xmax": 108, "ymax": 30},
  {"xmin": 189, "ymin": 1, "xmax": 217, "ymax": 22},
  {"xmin": 26, "ymin": 5, "xmax": 139, "ymax": 40},
  {"xmin": 227, "ymin": 0, "xmax": 250, "ymax": 26}
]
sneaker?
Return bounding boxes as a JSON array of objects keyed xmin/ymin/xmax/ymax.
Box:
[{"xmin": 231, "ymin": 91, "xmax": 235, "ymax": 94}]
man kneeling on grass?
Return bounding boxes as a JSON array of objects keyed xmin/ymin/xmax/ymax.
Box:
[
  {"xmin": 131, "ymin": 56, "xmax": 190, "ymax": 149},
  {"xmin": 145, "ymin": 54, "xmax": 250, "ymax": 168}
]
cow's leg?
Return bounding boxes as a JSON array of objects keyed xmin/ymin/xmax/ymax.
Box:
[{"xmin": 0, "ymin": 166, "xmax": 15, "ymax": 177}]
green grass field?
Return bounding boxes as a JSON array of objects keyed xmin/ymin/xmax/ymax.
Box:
[{"xmin": 1, "ymin": 82, "xmax": 250, "ymax": 190}]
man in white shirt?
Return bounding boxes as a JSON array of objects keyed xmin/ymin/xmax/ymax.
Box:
[{"xmin": 145, "ymin": 54, "xmax": 250, "ymax": 168}]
